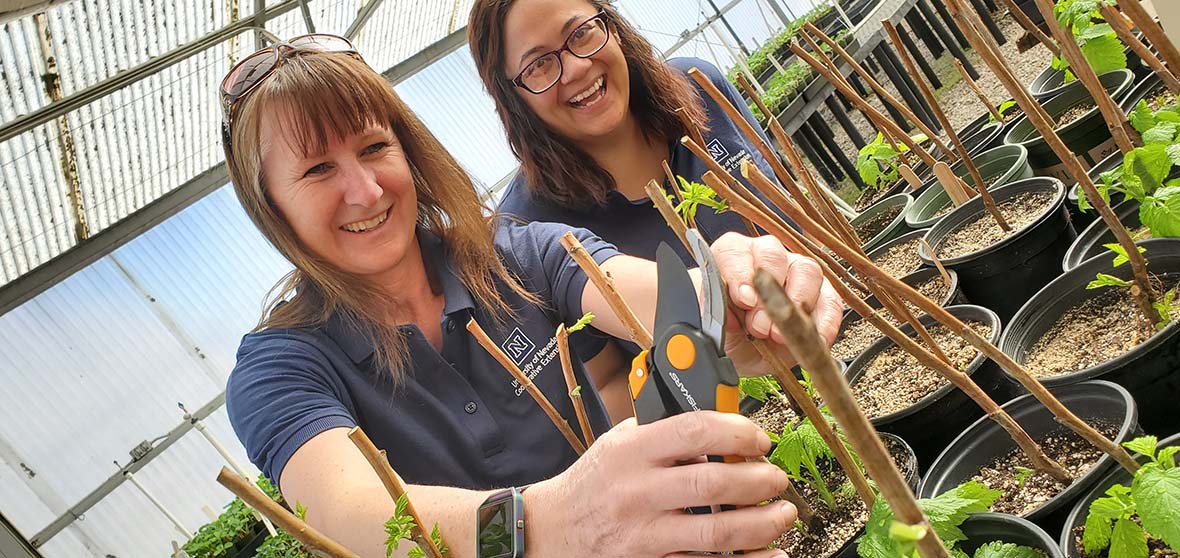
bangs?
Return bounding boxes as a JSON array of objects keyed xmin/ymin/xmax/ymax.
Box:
[{"xmin": 253, "ymin": 51, "xmax": 399, "ymax": 158}]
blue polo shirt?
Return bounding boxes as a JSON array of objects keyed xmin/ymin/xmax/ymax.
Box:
[
  {"xmin": 496, "ymin": 57, "xmax": 782, "ymax": 265},
  {"xmin": 226, "ymin": 222, "xmax": 619, "ymax": 490}
]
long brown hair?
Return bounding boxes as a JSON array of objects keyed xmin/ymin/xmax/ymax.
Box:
[
  {"xmin": 468, "ymin": 0, "xmax": 707, "ymax": 209},
  {"xmin": 224, "ymin": 50, "xmax": 534, "ymax": 382}
]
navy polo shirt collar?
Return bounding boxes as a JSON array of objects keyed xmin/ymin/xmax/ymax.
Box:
[{"xmin": 323, "ymin": 227, "xmax": 475, "ymax": 363}]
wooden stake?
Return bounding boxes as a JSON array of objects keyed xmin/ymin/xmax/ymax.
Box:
[
  {"xmin": 467, "ymin": 319, "xmax": 587, "ymax": 454},
  {"xmin": 216, "ymin": 468, "xmax": 359, "ymax": 558},
  {"xmin": 944, "ymin": 0, "xmax": 1156, "ymax": 323},
  {"xmin": 933, "ymin": 162, "xmax": 973, "ymax": 207},
  {"xmin": 556, "ymin": 324, "xmax": 596, "ymax": 447},
  {"xmin": 884, "ymin": 20, "xmax": 1010, "ymax": 231},
  {"xmin": 998, "ymin": 0, "xmax": 1061, "ymax": 56},
  {"xmin": 920, "ymin": 238, "xmax": 955, "ymax": 288},
  {"xmin": 899, "ymin": 164, "xmax": 925, "ymax": 192},
  {"xmin": 1033, "ymin": 0, "xmax": 1139, "ymax": 155},
  {"xmin": 662, "ymin": 160, "xmax": 685, "ymax": 204},
  {"xmin": 955, "ymin": 60, "xmax": 1006, "ymax": 124},
  {"xmin": 347, "ymin": 429, "xmax": 447, "ymax": 558},
  {"xmin": 752, "ymin": 271, "xmax": 951, "ymax": 558},
  {"xmin": 675, "ymin": 106, "xmax": 707, "ymax": 150},
  {"xmin": 803, "ymin": 21, "xmax": 956, "ymax": 160},
  {"xmin": 789, "ymin": 40, "xmax": 941, "ymax": 170},
  {"xmin": 1100, "ymin": 4, "xmax": 1180, "ymax": 96},
  {"xmin": 560, "ymin": 232, "xmax": 655, "ymax": 349},
  {"xmin": 1118, "ymin": 0, "xmax": 1180, "ymax": 85},
  {"xmin": 739, "ymin": 160, "xmax": 1138, "ymax": 475}
]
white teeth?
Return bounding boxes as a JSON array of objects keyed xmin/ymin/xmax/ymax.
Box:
[
  {"xmin": 570, "ymin": 77, "xmax": 604, "ymax": 104},
  {"xmin": 341, "ymin": 209, "xmax": 388, "ymax": 232}
]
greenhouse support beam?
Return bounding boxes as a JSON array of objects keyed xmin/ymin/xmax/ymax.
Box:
[
  {"xmin": 704, "ymin": 0, "xmax": 748, "ymax": 55},
  {"xmin": 344, "ymin": 0, "xmax": 386, "ymax": 41},
  {"xmin": 660, "ymin": 0, "xmax": 743, "ymax": 57},
  {"xmin": 0, "ymin": 512, "xmax": 40, "ymax": 558},
  {"xmin": 123, "ymin": 470, "xmax": 193, "ymax": 541},
  {"xmin": 30, "ymin": 394, "xmax": 226, "ymax": 548},
  {"xmin": 763, "ymin": 0, "xmax": 790, "ymax": 27},
  {"xmin": 382, "ymin": 26, "xmax": 466, "ymax": 85},
  {"xmin": 181, "ymin": 404, "xmax": 277, "ymax": 537},
  {"xmin": 0, "ymin": 0, "xmax": 301, "ymax": 144},
  {"xmin": 297, "ymin": 0, "xmax": 315, "ymax": 32}
]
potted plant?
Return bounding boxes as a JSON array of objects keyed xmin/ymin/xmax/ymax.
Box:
[
  {"xmin": 844, "ymin": 304, "xmax": 1006, "ymax": 466},
  {"xmin": 1005, "ymin": 69, "xmax": 1136, "ymax": 182},
  {"xmin": 907, "ymin": 144, "xmax": 1035, "ymax": 229},
  {"xmin": 1027, "ymin": 0, "xmax": 1142, "ymax": 100},
  {"xmin": 851, "ymin": 193, "xmax": 915, "ymax": 253},
  {"xmin": 918, "ymin": 177, "xmax": 1076, "ymax": 320},
  {"xmin": 920, "ymin": 381, "xmax": 1141, "ymax": 534},
  {"xmin": 1058, "ymin": 433, "xmax": 1180, "ymax": 558},
  {"xmin": 854, "ymin": 132, "xmax": 916, "ymax": 210},
  {"xmin": 183, "ymin": 476, "xmax": 282, "ymax": 558}
]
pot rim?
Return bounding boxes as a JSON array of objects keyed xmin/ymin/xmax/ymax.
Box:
[
  {"xmin": 1007, "ymin": 69, "xmax": 1136, "ymax": 145},
  {"xmin": 1061, "ymin": 199, "xmax": 1142, "ymax": 272},
  {"xmin": 852, "ymin": 192, "xmax": 914, "ymax": 248}
]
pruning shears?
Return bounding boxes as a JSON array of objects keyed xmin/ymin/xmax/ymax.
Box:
[{"xmin": 628, "ymin": 229, "xmax": 742, "ymax": 457}]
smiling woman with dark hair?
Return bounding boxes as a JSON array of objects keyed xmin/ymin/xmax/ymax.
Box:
[{"xmin": 468, "ymin": 0, "xmax": 787, "ymax": 268}]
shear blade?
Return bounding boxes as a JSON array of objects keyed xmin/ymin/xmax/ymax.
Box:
[{"xmin": 653, "ymin": 242, "xmax": 702, "ymax": 336}]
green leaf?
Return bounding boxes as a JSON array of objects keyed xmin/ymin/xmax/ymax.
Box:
[
  {"xmin": 1167, "ymin": 144, "xmax": 1180, "ymax": 166},
  {"xmin": 570, "ymin": 385, "xmax": 582, "ymax": 396},
  {"xmin": 739, "ymin": 376, "xmax": 782, "ymax": 402},
  {"xmin": 1079, "ymin": 33, "xmax": 1128, "ymax": 75},
  {"xmin": 972, "ymin": 541, "xmax": 1047, "ymax": 558},
  {"xmin": 920, "ymin": 481, "xmax": 1001, "ymax": 546},
  {"xmin": 890, "ymin": 520, "xmax": 928, "ymax": 543},
  {"xmin": 1132, "ymin": 466, "xmax": 1180, "ymax": 549},
  {"xmin": 1083, "ymin": 503, "xmax": 1115, "ymax": 554},
  {"xmin": 1102, "ymin": 243, "xmax": 1146, "ymax": 267},
  {"xmin": 1143, "ymin": 185, "xmax": 1180, "ymax": 237},
  {"xmin": 1130, "ymin": 100, "xmax": 1159, "ymax": 134},
  {"xmin": 1110, "ymin": 517, "xmax": 1149, "ymax": 558},
  {"xmin": 1158, "ymin": 110, "xmax": 1180, "ymax": 123},
  {"xmin": 673, "ymin": 176, "xmax": 729, "ymax": 221},
  {"xmin": 1087, "ymin": 273, "xmax": 1134, "ymax": 289},
  {"xmin": 1078, "ymin": 22, "xmax": 1114, "ymax": 40},
  {"xmin": 1014, "ymin": 466, "xmax": 1035, "ymax": 488},
  {"xmin": 1154, "ymin": 288, "xmax": 1177, "ymax": 329},
  {"xmin": 1144, "ymin": 122, "xmax": 1180, "ymax": 145},
  {"xmin": 1158, "ymin": 446, "xmax": 1180, "ymax": 468},
  {"xmin": 568, "ymin": 312, "xmax": 595, "ymax": 333}
]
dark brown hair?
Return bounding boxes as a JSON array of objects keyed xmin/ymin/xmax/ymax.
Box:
[
  {"xmin": 468, "ymin": 0, "xmax": 707, "ymax": 209},
  {"xmin": 224, "ymin": 50, "xmax": 535, "ymax": 382}
]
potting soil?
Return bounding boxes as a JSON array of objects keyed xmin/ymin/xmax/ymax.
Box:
[
  {"xmin": 855, "ymin": 204, "xmax": 904, "ymax": 241},
  {"xmin": 855, "ymin": 181, "xmax": 897, "ymax": 211},
  {"xmin": 936, "ymin": 191, "xmax": 1055, "ymax": 259},
  {"xmin": 851, "ymin": 321, "xmax": 991, "ymax": 418},
  {"xmin": 831, "ymin": 277, "xmax": 953, "ymax": 361},
  {"xmin": 770, "ymin": 437, "xmax": 915, "ymax": 558},
  {"xmin": 873, "ymin": 238, "xmax": 923, "ymax": 279},
  {"xmin": 1056, "ymin": 102, "xmax": 1097, "ymax": 128},
  {"xmin": 1023, "ymin": 282, "xmax": 1180, "ymax": 377},
  {"xmin": 1147, "ymin": 90, "xmax": 1178, "ymax": 113},
  {"xmin": 971, "ymin": 422, "xmax": 1120, "ymax": 516}
]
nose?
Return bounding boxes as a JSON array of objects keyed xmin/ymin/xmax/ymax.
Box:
[
  {"xmin": 558, "ymin": 50, "xmax": 593, "ymax": 86},
  {"xmin": 339, "ymin": 160, "xmax": 382, "ymax": 207}
]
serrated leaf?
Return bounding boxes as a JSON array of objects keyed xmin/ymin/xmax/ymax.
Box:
[
  {"xmin": 1084, "ymin": 504, "xmax": 1115, "ymax": 554},
  {"xmin": 920, "ymin": 481, "xmax": 1001, "ymax": 545},
  {"xmin": 1080, "ymin": 33, "xmax": 1128, "ymax": 75},
  {"xmin": 1132, "ymin": 466, "xmax": 1180, "ymax": 549},
  {"xmin": 1102, "ymin": 242, "xmax": 1146, "ymax": 267},
  {"xmin": 1144, "ymin": 122, "xmax": 1180, "ymax": 145},
  {"xmin": 972, "ymin": 541, "xmax": 1047, "ymax": 558},
  {"xmin": 739, "ymin": 376, "xmax": 781, "ymax": 402},
  {"xmin": 1154, "ymin": 288, "xmax": 1177, "ymax": 329},
  {"xmin": 1124, "ymin": 145, "xmax": 1172, "ymax": 198},
  {"xmin": 1158, "ymin": 446, "xmax": 1180, "ymax": 468},
  {"xmin": 890, "ymin": 521, "xmax": 928, "ymax": 542},
  {"xmin": 1088, "ymin": 273, "xmax": 1134, "ymax": 289},
  {"xmin": 1142, "ymin": 186, "xmax": 1180, "ymax": 237},
  {"xmin": 1157, "ymin": 110, "xmax": 1180, "ymax": 123},
  {"xmin": 1167, "ymin": 144, "xmax": 1180, "ymax": 166},
  {"xmin": 568, "ymin": 312, "xmax": 595, "ymax": 333},
  {"xmin": 859, "ymin": 498, "xmax": 911, "ymax": 558},
  {"xmin": 1110, "ymin": 517, "xmax": 1149, "ymax": 558}
]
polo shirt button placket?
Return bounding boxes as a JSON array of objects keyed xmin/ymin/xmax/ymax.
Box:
[
  {"xmin": 464, "ymin": 401, "xmax": 478, "ymax": 414},
  {"xmin": 445, "ymin": 318, "xmax": 456, "ymax": 333}
]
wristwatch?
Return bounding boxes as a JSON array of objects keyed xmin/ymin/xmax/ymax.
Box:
[{"xmin": 476, "ymin": 486, "xmax": 526, "ymax": 558}]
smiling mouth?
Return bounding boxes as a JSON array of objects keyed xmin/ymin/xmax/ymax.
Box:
[
  {"xmin": 568, "ymin": 76, "xmax": 606, "ymax": 108},
  {"xmin": 340, "ymin": 207, "xmax": 390, "ymax": 233}
]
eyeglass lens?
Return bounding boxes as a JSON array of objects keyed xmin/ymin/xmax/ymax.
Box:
[{"xmin": 519, "ymin": 18, "xmax": 609, "ymax": 93}]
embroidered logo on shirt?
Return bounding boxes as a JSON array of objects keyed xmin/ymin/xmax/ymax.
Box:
[
  {"xmin": 502, "ymin": 327, "xmax": 537, "ymax": 366},
  {"xmin": 512, "ymin": 336, "xmax": 560, "ymax": 397},
  {"xmin": 706, "ymin": 138, "xmax": 730, "ymax": 162}
]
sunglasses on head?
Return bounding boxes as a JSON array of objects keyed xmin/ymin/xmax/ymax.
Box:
[{"xmin": 220, "ymin": 33, "xmax": 363, "ymax": 151}]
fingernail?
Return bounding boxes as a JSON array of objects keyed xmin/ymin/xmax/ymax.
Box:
[
  {"xmin": 772, "ymin": 552, "xmax": 788, "ymax": 558},
  {"xmin": 738, "ymin": 284, "xmax": 758, "ymax": 307},
  {"xmin": 779, "ymin": 501, "xmax": 797, "ymax": 519},
  {"xmin": 757, "ymin": 430, "xmax": 773, "ymax": 453},
  {"xmin": 752, "ymin": 310, "xmax": 772, "ymax": 335}
]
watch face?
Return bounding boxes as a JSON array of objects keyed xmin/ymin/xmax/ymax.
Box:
[{"xmin": 477, "ymin": 496, "xmax": 519, "ymax": 558}]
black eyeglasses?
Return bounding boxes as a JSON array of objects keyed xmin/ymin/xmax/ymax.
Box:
[{"xmin": 511, "ymin": 12, "xmax": 611, "ymax": 94}]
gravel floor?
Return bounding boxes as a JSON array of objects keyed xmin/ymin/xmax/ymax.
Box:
[{"xmin": 823, "ymin": 11, "xmax": 1053, "ymax": 200}]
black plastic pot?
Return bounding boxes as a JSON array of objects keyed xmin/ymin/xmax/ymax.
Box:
[
  {"xmin": 1028, "ymin": 41, "xmax": 1143, "ymax": 101},
  {"xmin": 865, "ymin": 228, "xmax": 930, "ymax": 277},
  {"xmin": 1120, "ymin": 73, "xmax": 1172, "ymax": 113},
  {"xmin": 845, "ymin": 305, "xmax": 1007, "ymax": 468},
  {"xmin": 1005, "ymin": 70, "xmax": 1136, "ymax": 182},
  {"xmin": 919, "ymin": 177, "xmax": 1076, "ymax": 321},
  {"xmin": 1065, "ymin": 150, "xmax": 1128, "ymax": 229},
  {"xmin": 833, "ymin": 432, "xmax": 920, "ymax": 558},
  {"xmin": 907, "ymin": 144, "xmax": 1034, "ymax": 229},
  {"xmin": 1058, "ymin": 431, "xmax": 1180, "ymax": 558},
  {"xmin": 852, "ymin": 193, "xmax": 914, "ymax": 252},
  {"xmin": 964, "ymin": 513, "xmax": 1066, "ymax": 558},
  {"xmin": 831, "ymin": 267, "xmax": 963, "ymax": 364},
  {"xmin": 999, "ymin": 237, "xmax": 1180, "ymax": 435},
  {"xmin": 920, "ymin": 381, "xmax": 1140, "ymax": 534},
  {"xmin": 961, "ymin": 122, "xmax": 1007, "ymax": 158},
  {"xmin": 1061, "ymin": 200, "xmax": 1142, "ymax": 272}
]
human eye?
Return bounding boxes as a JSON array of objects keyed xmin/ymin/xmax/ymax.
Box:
[
  {"xmin": 362, "ymin": 142, "xmax": 388, "ymax": 155},
  {"xmin": 303, "ymin": 162, "xmax": 331, "ymax": 177}
]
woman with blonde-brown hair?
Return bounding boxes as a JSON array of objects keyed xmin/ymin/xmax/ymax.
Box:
[
  {"xmin": 469, "ymin": 0, "xmax": 786, "ymax": 268},
  {"xmin": 221, "ymin": 33, "xmax": 841, "ymax": 558}
]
